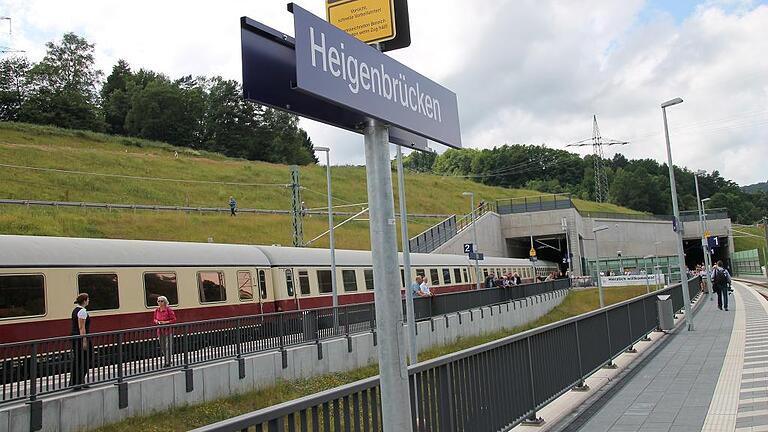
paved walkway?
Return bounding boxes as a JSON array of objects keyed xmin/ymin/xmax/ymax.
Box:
[{"xmin": 569, "ymin": 281, "xmax": 768, "ymax": 432}]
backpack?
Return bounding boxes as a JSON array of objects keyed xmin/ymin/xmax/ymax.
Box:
[{"xmin": 713, "ymin": 268, "xmax": 727, "ymax": 287}]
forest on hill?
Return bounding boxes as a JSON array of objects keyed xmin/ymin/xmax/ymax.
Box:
[
  {"xmin": 1, "ymin": 32, "xmax": 764, "ymax": 224},
  {"xmin": 403, "ymin": 146, "xmax": 768, "ymax": 224},
  {"xmin": 0, "ymin": 33, "xmax": 317, "ymax": 165}
]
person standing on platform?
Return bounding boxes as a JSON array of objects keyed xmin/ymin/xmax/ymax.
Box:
[
  {"xmin": 153, "ymin": 296, "xmax": 177, "ymax": 367},
  {"xmin": 70, "ymin": 293, "xmax": 92, "ymax": 390},
  {"xmin": 420, "ymin": 277, "xmax": 433, "ymax": 297},
  {"xmin": 412, "ymin": 275, "xmax": 425, "ymax": 297},
  {"xmin": 712, "ymin": 260, "xmax": 732, "ymax": 311}
]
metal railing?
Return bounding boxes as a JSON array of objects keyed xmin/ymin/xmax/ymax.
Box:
[
  {"xmin": 0, "ymin": 279, "xmax": 569, "ymax": 405},
  {"xmin": 0, "ymin": 198, "xmax": 449, "ymax": 219},
  {"xmin": 679, "ymin": 208, "xmax": 729, "ymax": 222},
  {"xmin": 412, "ymin": 279, "xmax": 571, "ymax": 319},
  {"xmin": 496, "ymin": 194, "xmax": 573, "ymax": 215},
  {"xmin": 409, "ymin": 202, "xmax": 496, "ymax": 254},
  {"xmin": 192, "ymin": 277, "xmax": 701, "ymax": 432},
  {"xmin": 409, "ymin": 216, "xmax": 458, "ymax": 254}
]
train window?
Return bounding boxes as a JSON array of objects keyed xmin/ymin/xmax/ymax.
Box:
[
  {"xmin": 462, "ymin": 268, "xmax": 469, "ymax": 283},
  {"xmin": 298, "ymin": 271, "xmax": 311, "ymax": 295},
  {"xmin": 198, "ymin": 271, "xmax": 226, "ymax": 303},
  {"xmin": 77, "ymin": 273, "xmax": 119, "ymax": 311},
  {"xmin": 416, "ymin": 268, "xmax": 425, "ymax": 277},
  {"xmin": 258, "ymin": 270, "xmax": 267, "ymax": 299},
  {"xmin": 317, "ymin": 270, "xmax": 333, "ymax": 294},
  {"xmin": 442, "ymin": 268, "xmax": 452, "ymax": 284},
  {"xmin": 454, "ymin": 268, "xmax": 462, "ymax": 284},
  {"xmin": 285, "ymin": 270, "xmax": 295, "ymax": 297},
  {"xmin": 237, "ymin": 271, "xmax": 253, "ymax": 301},
  {"xmin": 144, "ymin": 272, "xmax": 178, "ymax": 307},
  {"xmin": 364, "ymin": 269, "xmax": 374, "ymax": 290},
  {"xmin": 0, "ymin": 274, "xmax": 45, "ymax": 318},
  {"xmin": 483, "ymin": 268, "xmax": 489, "ymax": 277},
  {"xmin": 429, "ymin": 269, "xmax": 440, "ymax": 285},
  {"xmin": 343, "ymin": 270, "xmax": 358, "ymax": 292}
]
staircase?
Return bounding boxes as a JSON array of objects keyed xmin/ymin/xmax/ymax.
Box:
[{"xmin": 409, "ymin": 202, "xmax": 495, "ymax": 254}]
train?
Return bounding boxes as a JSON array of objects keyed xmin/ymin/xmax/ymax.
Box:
[{"xmin": 0, "ymin": 235, "xmax": 558, "ymax": 343}]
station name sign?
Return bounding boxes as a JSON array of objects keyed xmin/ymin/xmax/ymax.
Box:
[{"xmin": 291, "ymin": 4, "xmax": 461, "ymax": 148}]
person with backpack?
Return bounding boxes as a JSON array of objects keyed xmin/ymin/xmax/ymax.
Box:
[{"xmin": 712, "ymin": 260, "xmax": 732, "ymax": 311}]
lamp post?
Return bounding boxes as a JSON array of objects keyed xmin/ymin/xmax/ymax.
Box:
[
  {"xmin": 396, "ymin": 145, "xmax": 418, "ymax": 364},
  {"xmin": 462, "ymin": 192, "xmax": 482, "ymax": 290},
  {"xmin": 661, "ymin": 97, "xmax": 694, "ymax": 331},
  {"xmin": 593, "ymin": 225, "xmax": 610, "ymax": 308},
  {"xmin": 562, "ymin": 217, "xmax": 572, "ymax": 276},
  {"xmin": 315, "ymin": 147, "xmax": 338, "ymax": 332},
  {"xmin": 694, "ymin": 171, "xmax": 713, "ymax": 300},
  {"xmin": 643, "ymin": 255, "xmax": 654, "ymax": 293}
]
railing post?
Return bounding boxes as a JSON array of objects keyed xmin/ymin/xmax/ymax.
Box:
[
  {"xmin": 640, "ymin": 297, "xmax": 652, "ymax": 342},
  {"xmin": 370, "ymin": 304, "xmax": 377, "ymax": 346},
  {"xmin": 604, "ymin": 312, "xmax": 617, "ymax": 369},
  {"xmin": 235, "ymin": 318, "xmax": 243, "ymax": 358},
  {"xmin": 117, "ymin": 333, "xmax": 124, "ymax": 383},
  {"xmin": 183, "ymin": 324, "xmax": 193, "ymax": 393},
  {"xmin": 572, "ymin": 321, "xmax": 589, "ymax": 391},
  {"xmin": 29, "ymin": 342, "xmax": 38, "ymax": 402},
  {"xmin": 279, "ymin": 314, "xmax": 287, "ymax": 369},
  {"xmin": 625, "ymin": 306, "xmax": 637, "ymax": 353},
  {"xmin": 345, "ymin": 306, "xmax": 352, "ymax": 353},
  {"xmin": 522, "ymin": 337, "xmax": 544, "ymax": 425},
  {"xmin": 236, "ymin": 318, "xmax": 245, "ymax": 379},
  {"xmin": 438, "ymin": 364, "xmax": 456, "ymax": 430}
]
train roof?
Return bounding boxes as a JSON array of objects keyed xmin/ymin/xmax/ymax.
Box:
[
  {"xmin": 0, "ymin": 235, "xmax": 271, "ymax": 268},
  {"xmin": 0, "ymin": 235, "xmax": 556, "ymax": 269}
]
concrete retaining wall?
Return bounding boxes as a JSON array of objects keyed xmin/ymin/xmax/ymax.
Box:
[{"xmin": 0, "ymin": 289, "xmax": 568, "ymax": 432}]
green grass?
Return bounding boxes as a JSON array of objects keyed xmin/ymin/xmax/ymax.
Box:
[
  {"xmin": 733, "ymin": 225, "xmax": 767, "ymax": 267},
  {"xmin": 0, "ymin": 122, "xmax": 640, "ymax": 247},
  {"xmin": 93, "ymin": 286, "xmax": 646, "ymax": 432}
]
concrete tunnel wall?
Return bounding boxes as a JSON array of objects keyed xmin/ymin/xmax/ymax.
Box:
[{"xmin": 0, "ymin": 290, "xmax": 569, "ymax": 432}]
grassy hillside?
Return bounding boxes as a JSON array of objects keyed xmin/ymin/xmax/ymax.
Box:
[{"xmin": 0, "ymin": 122, "xmax": 638, "ymax": 248}]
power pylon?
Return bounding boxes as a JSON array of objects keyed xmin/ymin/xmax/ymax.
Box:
[{"xmin": 566, "ymin": 115, "xmax": 628, "ymax": 203}]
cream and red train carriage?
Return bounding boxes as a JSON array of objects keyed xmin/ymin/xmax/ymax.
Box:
[{"xmin": 0, "ymin": 235, "xmax": 558, "ymax": 343}]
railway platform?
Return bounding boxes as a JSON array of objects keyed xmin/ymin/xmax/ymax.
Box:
[{"xmin": 555, "ymin": 279, "xmax": 768, "ymax": 431}]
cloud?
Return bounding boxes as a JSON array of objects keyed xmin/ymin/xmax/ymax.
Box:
[{"xmin": 0, "ymin": 0, "xmax": 766, "ymax": 184}]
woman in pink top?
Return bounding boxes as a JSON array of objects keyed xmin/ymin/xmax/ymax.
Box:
[{"xmin": 153, "ymin": 296, "xmax": 177, "ymax": 367}]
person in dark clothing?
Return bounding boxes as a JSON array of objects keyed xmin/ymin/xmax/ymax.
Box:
[
  {"xmin": 70, "ymin": 293, "xmax": 92, "ymax": 390},
  {"xmin": 229, "ymin": 196, "xmax": 237, "ymax": 216},
  {"xmin": 485, "ymin": 273, "xmax": 495, "ymax": 289},
  {"xmin": 712, "ymin": 260, "xmax": 732, "ymax": 311}
]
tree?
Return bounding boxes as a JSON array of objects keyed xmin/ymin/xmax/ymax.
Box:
[
  {"xmin": 21, "ymin": 33, "xmax": 103, "ymax": 131},
  {"xmin": 402, "ymin": 150, "xmax": 436, "ymax": 172},
  {"xmin": 101, "ymin": 60, "xmax": 133, "ymax": 134},
  {"xmin": 0, "ymin": 56, "xmax": 32, "ymax": 121},
  {"xmin": 125, "ymin": 77, "xmax": 204, "ymax": 146}
]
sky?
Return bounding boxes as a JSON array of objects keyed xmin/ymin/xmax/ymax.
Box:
[{"xmin": 0, "ymin": 0, "xmax": 766, "ymax": 186}]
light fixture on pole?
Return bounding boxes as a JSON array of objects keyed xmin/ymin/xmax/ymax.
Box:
[
  {"xmin": 694, "ymin": 170, "xmax": 714, "ymax": 300},
  {"xmin": 315, "ymin": 147, "xmax": 339, "ymax": 332},
  {"xmin": 593, "ymin": 225, "xmax": 610, "ymax": 308},
  {"xmin": 462, "ymin": 192, "xmax": 482, "ymax": 290},
  {"xmin": 661, "ymin": 97, "xmax": 694, "ymax": 331}
]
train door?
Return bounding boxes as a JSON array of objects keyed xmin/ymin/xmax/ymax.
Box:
[{"xmin": 283, "ymin": 268, "xmax": 300, "ymax": 311}]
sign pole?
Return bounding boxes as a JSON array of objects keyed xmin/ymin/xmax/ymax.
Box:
[
  {"xmin": 364, "ymin": 117, "xmax": 413, "ymax": 432},
  {"xmin": 396, "ymin": 144, "xmax": 418, "ymax": 364}
]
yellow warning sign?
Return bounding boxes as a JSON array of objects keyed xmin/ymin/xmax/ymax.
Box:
[
  {"xmin": 529, "ymin": 247, "xmax": 537, "ymax": 257},
  {"xmin": 704, "ymin": 230, "xmax": 711, "ymax": 238},
  {"xmin": 327, "ymin": 0, "xmax": 396, "ymax": 44}
]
